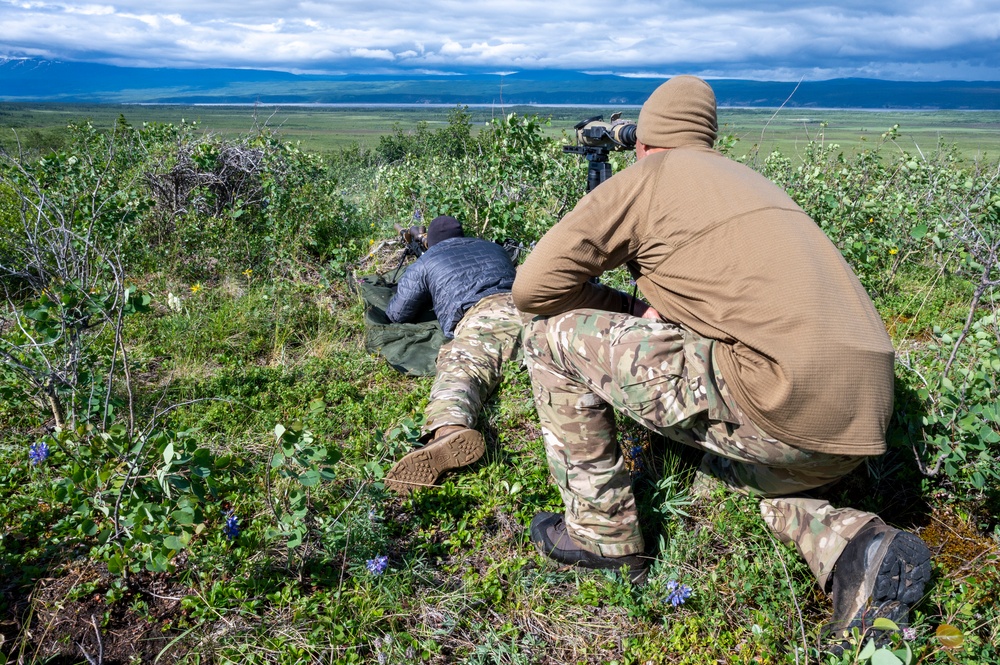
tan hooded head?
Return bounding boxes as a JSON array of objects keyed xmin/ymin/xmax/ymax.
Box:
[{"xmin": 637, "ymin": 75, "xmax": 718, "ymax": 149}]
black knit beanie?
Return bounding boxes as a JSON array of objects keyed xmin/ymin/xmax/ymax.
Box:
[{"xmin": 426, "ymin": 215, "xmax": 464, "ymax": 247}]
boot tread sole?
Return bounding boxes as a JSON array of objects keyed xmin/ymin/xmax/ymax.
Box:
[
  {"xmin": 385, "ymin": 429, "xmax": 485, "ymax": 492},
  {"xmin": 872, "ymin": 531, "xmax": 932, "ymax": 606}
]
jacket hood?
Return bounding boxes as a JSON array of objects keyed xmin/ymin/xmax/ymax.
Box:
[{"xmin": 637, "ymin": 75, "xmax": 718, "ymax": 149}]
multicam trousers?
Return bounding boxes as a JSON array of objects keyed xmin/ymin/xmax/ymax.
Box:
[
  {"xmin": 522, "ymin": 308, "xmax": 878, "ymax": 590},
  {"xmin": 422, "ymin": 292, "xmax": 525, "ymax": 435}
]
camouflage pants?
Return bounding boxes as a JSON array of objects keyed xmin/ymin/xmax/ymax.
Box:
[
  {"xmin": 522, "ymin": 309, "xmax": 877, "ymax": 590},
  {"xmin": 423, "ymin": 293, "xmax": 524, "ymax": 435}
]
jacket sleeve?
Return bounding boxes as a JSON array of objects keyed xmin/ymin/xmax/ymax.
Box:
[
  {"xmin": 513, "ymin": 160, "xmax": 653, "ymax": 315},
  {"xmin": 385, "ymin": 260, "xmax": 431, "ymax": 323}
]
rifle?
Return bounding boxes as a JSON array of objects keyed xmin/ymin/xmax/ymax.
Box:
[{"xmin": 393, "ymin": 223, "xmax": 428, "ymax": 271}]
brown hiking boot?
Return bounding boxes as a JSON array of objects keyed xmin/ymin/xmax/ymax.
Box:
[
  {"xmin": 824, "ymin": 521, "xmax": 931, "ymax": 650},
  {"xmin": 529, "ymin": 511, "xmax": 650, "ymax": 584},
  {"xmin": 384, "ymin": 426, "xmax": 485, "ymax": 495}
]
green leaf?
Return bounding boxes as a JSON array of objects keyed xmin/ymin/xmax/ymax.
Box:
[
  {"xmin": 107, "ymin": 554, "xmax": 125, "ymax": 575},
  {"xmin": 936, "ymin": 623, "xmax": 964, "ymax": 648},
  {"xmin": 163, "ymin": 535, "xmax": 186, "ymax": 551},
  {"xmin": 163, "ymin": 441, "xmax": 174, "ymax": 466},
  {"xmin": 172, "ymin": 509, "xmax": 196, "ymax": 525},
  {"xmin": 298, "ymin": 470, "xmax": 321, "ymax": 487},
  {"xmin": 25, "ymin": 308, "xmax": 49, "ymax": 322},
  {"xmin": 286, "ymin": 529, "xmax": 303, "ymax": 549},
  {"xmin": 147, "ymin": 554, "xmax": 170, "ymax": 572},
  {"xmin": 893, "ymin": 642, "xmax": 914, "ymax": 665},
  {"xmin": 859, "ymin": 638, "xmax": 877, "ymax": 660},
  {"xmin": 271, "ymin": 452, "xmax": 285, "ymax": 468},
  {"xmin": 872, "ymin": 617, "xmax": 900, "ymax": 631},
  {"xmin": 80, "ymin": 519, "xmax": 98, "ymax": 536},
  {"xmin": 870, "ymin": 648, "xmax": 903, "ymax": 665},
  {"xmin": 274, "ymin": 423, "xmax": 286, "ymax": 440},
  {"xmin": 297, "ymin": 447, "xmax": 320, "ymax": 462},
  {"xmin": 910, "ymin": 224, "xmax": 927, "ymax": 240},
  {"xmin": 168, "ymin": 476, "xmax": 191, "ymax": 492}
]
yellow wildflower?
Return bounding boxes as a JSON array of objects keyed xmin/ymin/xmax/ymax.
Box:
[
  {"xmin": 889, "ymin": 248, "xmax": 898, "ymax": 255},
  {"xmin": 190, "ymin": 283, "xmax": 203, "ymax": 293},
  {"xmin": 243, "ymin": 268, "xmax": 253, "ymax": 277}
]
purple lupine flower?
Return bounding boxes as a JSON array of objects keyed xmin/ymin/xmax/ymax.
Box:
[
  {"xmin": 413, "ymin": 209, "xmax": 422, "ymax": 221},
  {"xmin": 666, "ymin": 580, "xmax": 692, "ymax": 607},
  {"xmin": 629, "ymin": 444, "xmax": 645, "ymax": 471},
  {"xmin": 223, "ymin": 511, "xmax": 240, "ymax": 540},
  {"xmin": 366, "ymin": 554, "xmax": 389, "ymax": 575},
  {"xmin": 29, "ymin": 441, "xmax": 50, "ymax": 465}
]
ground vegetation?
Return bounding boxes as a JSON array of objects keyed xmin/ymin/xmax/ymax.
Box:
[{"xmin": 0, "ymin": 107, "xmax": 997, "ymax": 664}]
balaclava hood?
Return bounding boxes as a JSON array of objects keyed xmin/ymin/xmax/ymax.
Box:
[{"xmin": 637, "ymin": 75, "xmax": 718, "ymax": 149}]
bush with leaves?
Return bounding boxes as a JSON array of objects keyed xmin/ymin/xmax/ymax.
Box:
[
  {"xmin": 1, "ymin": 119, "xmax": 155, "ymax": 432},
  {"xmin": 361, "ymin": 112, "xmax": 583, "ymax": 246},
  {"xmin": 748, "ymin": 127, "xmax": 983, "ymax": 299},
  {"xmin": 142, "ymin": 122, "xmax": 366, "ymax": 279},
  {"xmin": 376, "ymin": 105, "xmax": 474, "ymax": 163}
]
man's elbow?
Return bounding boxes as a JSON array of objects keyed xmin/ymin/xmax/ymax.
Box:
[
  {"xmin": 512, "ymin": 280, "xmax": 543, "ymax": 314},
  {"xmin": 384, "ymin": 300, "xmax": 407, "ymax": 323}
]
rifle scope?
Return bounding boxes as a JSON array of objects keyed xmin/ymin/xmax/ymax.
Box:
[{"xmin": 574, "ymin": 113, "xmax": 637, "ymax": 151}]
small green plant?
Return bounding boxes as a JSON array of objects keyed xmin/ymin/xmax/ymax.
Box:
[
  {"xmin": 823, "ymin": 618, "xmax": 915, "ymax": 665},
  {"xmin": 26, "ymin": 423, "xmax": 234, "ymax": 573},
  {"xmin": 265, "ymin": 422, "xmax": 342, "ymax": 549}
]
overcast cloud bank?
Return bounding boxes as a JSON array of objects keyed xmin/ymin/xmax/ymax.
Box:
[{"xmin": 2, "ymin": 1, "xmax": 1000, "ymax": 81}]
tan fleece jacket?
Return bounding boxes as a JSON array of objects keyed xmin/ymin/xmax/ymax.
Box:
[{"xmin": 513, "ymin": 146, "xmax": 895, "ymax": 455}]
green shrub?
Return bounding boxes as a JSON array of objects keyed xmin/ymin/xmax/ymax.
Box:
[{"xmin": 1, "ymin": 113, "xmax": 998, "ymax": 665}]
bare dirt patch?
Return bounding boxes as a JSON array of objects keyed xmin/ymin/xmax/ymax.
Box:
[{"xmin": 16, "ymin": 560, "xmax": 193, "ymax": 664}]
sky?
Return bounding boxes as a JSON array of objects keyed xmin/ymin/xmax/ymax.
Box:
[{"xmin": 1, "ymin": 1, "xmax": 999, "ymax": 81}]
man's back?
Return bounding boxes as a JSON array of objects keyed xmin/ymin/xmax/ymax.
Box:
[
  {"xmin": 387, "ymin": 236, "xmax": 516, "ymax": 337},
  {"xmin": 515, "ymin": 145, "xmax": 895, "ymax": 454}
]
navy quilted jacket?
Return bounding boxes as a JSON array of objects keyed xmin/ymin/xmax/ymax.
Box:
[{"xmin": 386, "ymin": 237, "xmax": 516, "ymax": 338}]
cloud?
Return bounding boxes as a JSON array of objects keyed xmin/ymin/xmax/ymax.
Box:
[
  {"xmin": 0, "ymin": 1, "xmax": 998, "ymax": 80},
  {"xmin": 63, "ymin": 4, "xmax": 113, "ymax": 15},
  {"xmin": 350, "ymin": 47, "xmax": 396, "ymax": 61}
]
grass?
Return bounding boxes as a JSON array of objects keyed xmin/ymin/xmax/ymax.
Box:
[
  {"xmin": 3, "ymin": 102, "xmax": 1000, "ymax": 161},
  {"xmin": 5, "ymin": 268, "xmax": 997, "ymax": 663},
  {"xmin": 1, "ymin": 108, "xmax": 999, "ymax": 664}
]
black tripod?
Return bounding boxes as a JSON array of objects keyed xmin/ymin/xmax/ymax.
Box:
[{"xmin": 563, "ymin": 145, "xmax": 614, "ymax": 193}]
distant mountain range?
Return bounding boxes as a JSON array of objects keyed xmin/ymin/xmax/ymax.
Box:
[{"xmin": 2, "ymin": 58, "xmax": 999, "ymax": 109}]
